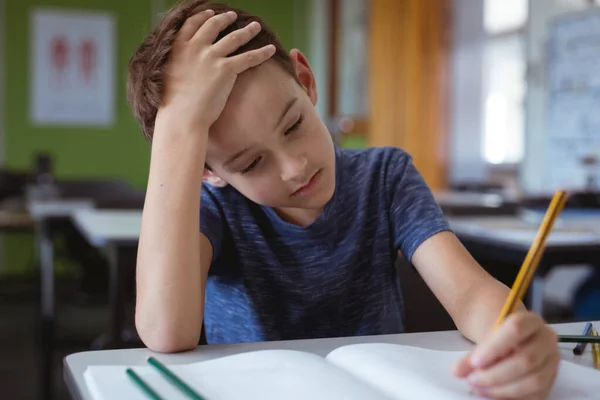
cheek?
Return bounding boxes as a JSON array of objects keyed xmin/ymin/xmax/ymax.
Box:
[
  {"xmin": 304, "ymin": 115, "xmax": 333, "ymax": 145},
  {"xmin": 232, "ymin": 174, "xmax": 285, "ymax": 205}
]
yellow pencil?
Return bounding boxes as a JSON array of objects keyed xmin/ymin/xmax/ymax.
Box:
[
  {"xmin": 494, "ymin": 190, "xmax": 568, "ymax": 330},
  {"xmin": 592, "ymin": 329, "xmax": 600, "ymax": 370}
]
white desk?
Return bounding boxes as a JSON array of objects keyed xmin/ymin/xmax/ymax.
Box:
[
  {"xmin": 434, "ymin": 191, "xmax": 521, "ymax": 217},
  {"xmin": 71, "ymin": 209, "xmax": 143, "ymax": 350},
  {"xmin": 64, "ymin": 321, "xmax": 599, "ymax": 400},
  {"xmin": 28, "ymin": 199, "xmax": 94, "ymax": 220},
  {"xmin": 72, "ymin": 209, "xmax": 142, "ymax": 246},
  {"xmin": 435, "ymin": 191, "xmax": 506, "ymax": 208},
  {"xmin": 449, "ymin": 216, "xmax": 600, "ymax": 249}
]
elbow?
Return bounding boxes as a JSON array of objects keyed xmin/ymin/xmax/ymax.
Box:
[
  {"xmin": 142, "ymin": 334, "xmax": 198, "ymax": 354},
  {"xmin": 145, "ymin": 338, "xmax": 198, "ymax": 354},
  {"xmin": 135, "ymin": 316, "xmax": 199, "ymax": 353}
]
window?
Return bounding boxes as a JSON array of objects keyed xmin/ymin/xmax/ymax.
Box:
[
  {"xmin": 482, "ymin": 0, "xmax": 527, "ymax": 165},
  {"xmin": 336, "ymin": 0, "xmax": 369, "ymax": 118},
  {"xmin": 484, "ymin": 0, "xmax": 528, "ymax": 34}
]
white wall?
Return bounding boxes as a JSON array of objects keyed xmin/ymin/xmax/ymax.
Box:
[
  {"xmin": 449, "ymin": 0, "xmax": 487, "ymax": 183},
  {"xmin": 521, "ymin": 0, "xmax": 599, "ymax": 194}
]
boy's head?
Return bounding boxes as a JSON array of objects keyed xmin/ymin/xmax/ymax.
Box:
[{"xmin": 127, "ymin": 0, "xmax": 336, "ymax": 218}]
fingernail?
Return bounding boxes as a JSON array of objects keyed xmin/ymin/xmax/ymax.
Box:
[{"xmin": 204, "ymin": 9, "xmax": 214, "ymax": 14}]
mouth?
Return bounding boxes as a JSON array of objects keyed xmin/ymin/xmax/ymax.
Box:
[{"xmin": 291, "ymin": 169, "xmax": 322, "ymax": 197}]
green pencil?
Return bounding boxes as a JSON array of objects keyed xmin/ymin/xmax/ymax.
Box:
[
  {"xmin": 147, "ymin": 356, "xmax": 207, "ymax": 400},
  {"xmin": 558, "ymin": 335, "xmax": 600, "ymax": 344},
  {"xmin": 126, "ymin": 368, "xmax": 165, "ymax": 400}
]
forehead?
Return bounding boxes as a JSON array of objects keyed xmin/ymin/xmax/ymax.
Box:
[{"xmin": 207, "ymin": 61, "xmax": 300, "ymax": 156}]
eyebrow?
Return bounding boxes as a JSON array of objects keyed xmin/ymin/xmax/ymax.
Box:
[{"xmin": 275, "ymin": 97, "xmax": 298, "ymax": 129}]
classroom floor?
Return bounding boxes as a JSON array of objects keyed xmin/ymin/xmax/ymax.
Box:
[{"xmin": 0, "ymin": 276, "xmax": 113, "ymax": 400}]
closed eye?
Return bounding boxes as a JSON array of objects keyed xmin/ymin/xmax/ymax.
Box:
[
  {"xmin": 284, "ymin": 115, "xmax": 304, "ymax": 136},
  {"xmin": 240, "ymin": 156, "xmax": 262, "ymax": 174}
]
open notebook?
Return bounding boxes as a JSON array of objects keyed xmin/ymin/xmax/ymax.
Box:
[{"xmin": 84, "ymin": 343, "xmax": 600, "ymax": 400}]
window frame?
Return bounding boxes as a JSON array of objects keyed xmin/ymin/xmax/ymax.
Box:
[{"xmin": 481, "ymin": 1, "xmax": 528, "ymax": 167}]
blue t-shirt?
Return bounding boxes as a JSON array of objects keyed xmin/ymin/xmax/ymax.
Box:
[{"xmin": 200, "ymin": 146, "xmax": 451, "ymax": 344}]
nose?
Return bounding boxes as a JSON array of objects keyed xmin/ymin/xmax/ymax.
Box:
[{"xmin": 279, "ymin": 153, "xmax": 308, "ymax": 183}]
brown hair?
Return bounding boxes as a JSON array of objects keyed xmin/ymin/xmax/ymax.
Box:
[{"xmin": 126, "ymin": 0, "xmax": 296, "ymax": 140}]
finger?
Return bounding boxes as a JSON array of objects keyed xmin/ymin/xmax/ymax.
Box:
[
  {"xmin": 178, "ymin": 9, "xmax": 215, "ymax": 42},
  {"xmin": 192, "ymin": 11, "xmax": 238, "ymax": 45},
  {"xmin": 474, "ymin": 351, "xmax": 559, "ymax": 399},
  {"xmin": 466, "ymin": 336, "xmax": 549, "ymax": 389},
  {"xmin": 225, "ymin": 44, "xmax": 276, "ymax": 74},
  {"xmin": 470, "ymin": 312, "xmax": 542, "ymax": 369},
  {"xmin": 452, "ymin": 353, "xmax": 475, "ymax": 378},
  {"xmin": 212, "ymin": 21, "xmax": 262, "ymax": 56}
]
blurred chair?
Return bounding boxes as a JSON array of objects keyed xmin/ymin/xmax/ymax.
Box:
[
  {"xmin": 450, "ymin": 181, "xmax": 505, "ymax": 194},
  {"xmin": 93, "ymin": 189, "xmax": 145, "ymax": 210},
  {"xmin": 396, "ymin": 255, "xmax": 456, "ymax": 333},
  {"xmin": 0, "ymin": 169, "xmax": 36, "ymax": 230},
  {"xmin": 53, "ymin": 179, "xmax": 134, "ymax": 202},
  {"xmin": 0, "ymin": 169, "xmax": 34, "ymax": 201},
  {"xmin": 523, "ymin": 191, "xmax": 600, "ymax": 210}
]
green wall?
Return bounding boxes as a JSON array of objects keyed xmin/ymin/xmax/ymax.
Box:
[
  {"xmin": 2, "ymin": 0, "xmax": 305, "ymax": 274},
  {"xmin": 5, "ymin": 0, "xmax": 302, "ymax": 189},
  {"xmin": 5, "ymin": 0, "xmax": 153, "ymax": 189}
]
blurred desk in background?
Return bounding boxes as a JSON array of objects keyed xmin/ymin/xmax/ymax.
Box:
[
  {"xmin": 24, "ymin": 179, "xmax": 143, "ymax": 400},
  {"xmin": 435, "ymin": 191, "xmax": 520, "ymax": 216},
  {"xmin": 449, "ymin": 214, "xmax": 600, "ymax": 317},
  {"xmin": 71, "ymin": 209, "xmax": 142, "ymax": 350}
]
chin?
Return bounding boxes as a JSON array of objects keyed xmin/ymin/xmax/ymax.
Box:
[{"xmin": 298, "ymin": 176, "xmax": 336, "ymax": 209}]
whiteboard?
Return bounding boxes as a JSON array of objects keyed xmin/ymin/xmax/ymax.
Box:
[{"xmin": 543, "ymin": 9, "xmax": 600, "ymax": 192}]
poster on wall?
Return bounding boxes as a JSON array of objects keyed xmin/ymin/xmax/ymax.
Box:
[{"xmin": 30, "ymin": 9, "xmax": 115, "ymax": 126}]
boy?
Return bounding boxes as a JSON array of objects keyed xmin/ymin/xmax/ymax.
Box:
[{"xmin": 127, "ymin": 1, "xmax": 560, "ymax": 399}]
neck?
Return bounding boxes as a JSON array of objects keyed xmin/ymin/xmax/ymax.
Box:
[{"xmin": 272, "ymin": 205, "xmax": 323, "ymax": 227}]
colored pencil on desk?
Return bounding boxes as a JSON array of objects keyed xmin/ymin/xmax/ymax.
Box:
[
  {"xmin": 494, "ymin": 190, "xmax": 568, "ymax": 330},
  {"xmin": 559, "ymin": 334, "xmax": 600, "ymax": 344},
  {"xmin": 592, "ymin": 329, "xmax": 600, "ymax": 370},
  {"xmin": 571, "ymin": 322, "xmax": 593, "ymax": 355},
  {"xmin": 126, "ymin": 368, "xmax": 165, "ymax": 400},
  {"xmin": 147, "ymin": 356, "xmax": 207, "ymax": 400}
]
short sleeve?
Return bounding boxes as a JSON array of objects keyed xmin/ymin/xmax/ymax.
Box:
[
  {"xmin": 387, "ymin": 150, "xmax": 452, "ymax": 261},
  {"xmin": 200, "ymin": 186, "xmax": 226, "ymax": 262}
]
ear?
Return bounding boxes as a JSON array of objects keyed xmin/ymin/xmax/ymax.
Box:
[
  {"xmin": 289, "ymin": 49, "xmax": 318, "ymax": 106},
  {"xmin": 202, "ymin": 168, "xmax": 228, "ymax": 188}
]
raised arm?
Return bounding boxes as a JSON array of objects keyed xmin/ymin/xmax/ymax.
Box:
[{"xmin": 134, "ymin": 9, "xmax": 276, "ymax": 352}]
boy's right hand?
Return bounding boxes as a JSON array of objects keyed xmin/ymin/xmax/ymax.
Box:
[{"xmin": 159, "ymin": 9, "xmax": 276, "ymax": 131}]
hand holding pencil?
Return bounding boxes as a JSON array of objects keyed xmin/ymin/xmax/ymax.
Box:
[
  {"xmin": 453, "ymin": 191, "xmax": 568, "ymax": 400},
  {"xmin": 453, "ymin": 312, "xmax": 560, "ymax": 399}
]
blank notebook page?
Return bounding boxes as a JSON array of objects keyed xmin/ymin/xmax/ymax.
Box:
[
  {"xmin": 326, "ymin": 343, "xmax": 600, "ymax": 400},
  {"xmin": 84, "ymin": 349, "xmax": 390, "ymax": 400}
]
